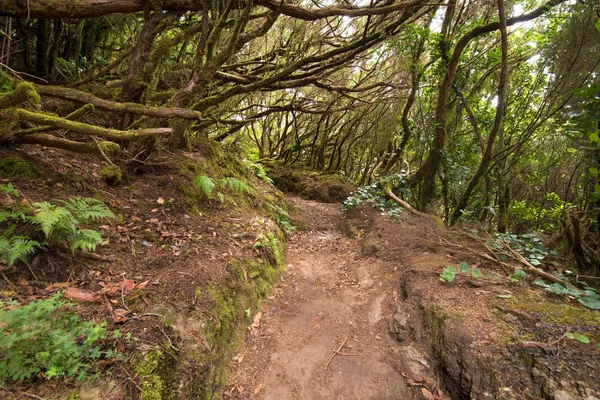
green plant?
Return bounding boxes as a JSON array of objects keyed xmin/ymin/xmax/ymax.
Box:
[
  {"xmin": 30, "ymin": 197, "xmax": 115, "ymax": 253},
  {"xmin": 0, "ymin": 236, "xmax": 40, "ymax": 266},
  {"xmin": 566, "ymin": 332, "xmax": 590, "ymax": 344},
  {"xmin": 194, "ymin": 175, "xmax": 253, "ymax": 203},
  {"xmin": 342, "ymin": 174, "xmax": 409, "ymax": 218},
  {"xmin": 0, "ymin": 293, "xmax": 118, "ymax": 383},
  {"xmin": 488, "ymin": 233, "xmax": 552, "ymax": 266},
  {"xmin": 0, "ymin": 183, "xmax": 19, "ymax": 197},
  {"xmin": 243, "ymin": 160, "xmax": 274, "ymax": 184},
  {"xmin": 194, "ymin": 175, "xmax": 217, "ymax": 199},
  {"xmin": 440, "ymin": 261, "xmax": 482, "ymax": 283},
  {"xmin": 0, "ymin": 192, "xmax": 115, "ymax": 265},
  {"xmin": 269, "ymin": 205, "xmax": 296, "ymax": 234},
  {"xmin": 533, "ymin": 279, "xmax": 600, "ymax": 310}
]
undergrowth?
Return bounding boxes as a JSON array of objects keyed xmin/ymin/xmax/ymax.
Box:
[
  {"xmin": 0, "ymin": 293, "xmax": 121, "ymax": 383},
  {"xmin": 341, "ymin": 173, "xmax": 409, "ymax": 218}
]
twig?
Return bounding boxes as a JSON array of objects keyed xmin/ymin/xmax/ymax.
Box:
[
  {"xmin": 325, "ymin": 336, "xmax": 348, "ymax": 370},
  {"xmin": 121, "ymin": 277, "xmax": 130, "ymax": 311},
  {"xmin": 18, "ymin": 391, "xmax": 46, "ymax": 400}
]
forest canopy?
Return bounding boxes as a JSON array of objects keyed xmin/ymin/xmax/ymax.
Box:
[{"xmin": 0, "ymin": 0, "xmax": 599, "ymax": 273}]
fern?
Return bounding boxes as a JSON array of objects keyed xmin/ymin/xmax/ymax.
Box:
[
  {"xmin": 243, "ymin": 161, "xmax": 273, "ymax": 184},
  {"xmin": 60, "ymin": 197, "xmax": 115, "ymax": 222},
  {"xmin": 194, "ymin": 175, "xmax": 217, "ymax": 199},
  {"xmin": 0, "ymin": 236, "xmax": 40, "ymax": 266},
  {"xmin": 31, "ymin": 202, "xmax": 77, "ymax": 238},
  {"xmin": 69, "ymin": 229, "xmax": 103, "ymax": 254},
  {"xmin": 0, "ymin": 183, "xmax": 19, "ymax": 197},
  {"xmin": 221, "ymin": 177, "xmax": 252, "ymax": 194},
  {"xmin": 0, "ymin": 210, "xmax": 26, "ymax": 223}
]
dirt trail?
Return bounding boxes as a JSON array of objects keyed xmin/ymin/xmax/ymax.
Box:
[{"xmin": 223, "ymin": 196, "xmax": 433, "ymax": 399}]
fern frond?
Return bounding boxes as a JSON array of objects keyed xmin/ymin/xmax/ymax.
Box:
[
  {"xmin": 0, "ymin": 236, "xmax": 40, "ymax": 266},
  {"xmin": 194, "ymin": 175, "xmax": 216, "ymax": 199},
  {"xmin": 221, "ymin": 178, "xmax": 251, "ymax": 194},
  {"xmin": 0, "ymin": 210, "xmax": 26, "ymax": 223},
  {"xmin": 69, "ymin": 229, "xmax": 102, "ymax": 254},
  {"xmin": 31, "ymin": 202, "xmax": 77, "ymax": 237},
  {"xmin": 0, "ymin": 183, "xmax": 19, "ymax": 197},
  {"xmin": 61, "ymin": 197, "xmax": 115, "ymax": 222}
]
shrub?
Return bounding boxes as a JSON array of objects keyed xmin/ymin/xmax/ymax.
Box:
[{"xmin": 0, "ymin": 293, "xmax": 116, "ymax": 383}]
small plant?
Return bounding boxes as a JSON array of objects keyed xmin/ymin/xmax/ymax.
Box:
[
  {"xmin": 0, "ymin": 189, "xmax": 115, "ymax": 265},
  {"xmin": 342, "ymin": 174, "xmax": 409, "ymax": 218},
  {"xmin": 488, "ymin": 233, "xmax": 553, "ymax": 266},
  {"xmin": 269, "ymin": 205, "xmax": 296, "ymax": 234},
  {"xmin": 243, "ymin": 160, "xmax": 273, "ymax": 184},
  {"xmin": 194, "ymin": 175, "xmax": 253, "ymax": 203},
  {"xmin": 533, "ymin": 279, "xmax": 600, "ymax": 310},
  {"xmin": 566, "ymin": 332, "xmax": 590, "ymax": 344},
  {"xmin": 440, "ymin": 261, "xmax": 482, "ymax": 283},
  {"xmin": 0, "ymin": 293, "xmax": 118, "ymax": 383}
]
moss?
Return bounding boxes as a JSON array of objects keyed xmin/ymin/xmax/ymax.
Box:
[
  {"xmin": 0, "ymin": 156, "xmax": 42, "ymax": 178},
  {"xmin": 100, "ymin": 165, "xmax": 122, "ymax": 185},
  {"xmin": 505, "ymin": 295, "xmax": 600, "ymax": 328},
  {"xmin": 423, "ymin": 305, "xmax": 448, "ymax": 353},
  {"xmin": 253, "ymin": 233, "xmax": 284, "ymax": 267},
  {"xmin": 135, "ymin": 350, "xmax": 174, "ymax": 400}
]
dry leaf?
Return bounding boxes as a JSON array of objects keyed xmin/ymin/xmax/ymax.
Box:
[
  {"xmin": 421, "ymin": 388, "xmax": 435, "ymax": 400},
  {"xmin": 253, "ymin": 382, "xmax": 264, "ymax": 395},
  {"xmin": 113, "ymin": 308, "xmax": 130, "ymax": 323},
  {"xmin": 136, "ymin": 280, "xmax": 149, "ymax": 290},
  {"xmin": 156, "ymin": 197, "xmax": 165, "ymax": 205},
  {"xmin": 121, "ymin": 279, "xmax": 136, "ymax": 291},
  {"xmin": 64, "ymin": 287, "xmax": 99, "ymax": 302}
]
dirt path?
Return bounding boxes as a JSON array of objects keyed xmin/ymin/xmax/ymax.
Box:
[{"xmin": 223, "ymin": 196, "xmax": 433, "ymax": 399}]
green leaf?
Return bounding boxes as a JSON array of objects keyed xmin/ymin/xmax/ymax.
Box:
[
  {"xmin": 529, "ymin": 258, "xmax": 541, "ymax": 266},
  {"xmin": 573, "ymin": 333, "xmax": 590, "ymax": 344},
  {"xmin": 193, "ymin": 175, "xmax": 216, "ymax": 199},
  {"xmin": 471, "ymin": 268, "xmax": 483, "ymax": 278},
  {"xmin": 595, "ymin": 18, "xmax": 600, "ymax": 32},
  {"xmin": 578, "ymin": 296, "xmax": 600, "ymax": 310},
  {"xmin": 566, "ymin": 332, "xmax": 574, "ymax": 339},
  {"xmin": 545, "ymin": 283, "xmax": 568, "ymax": 295},
  {"xmin": 590, "ymin": 132, "xmax": 600, "ymax": 143},
  {"xmin": 512, "ymin": 268, "xmax": 526, "ymax": 281},
  {"xmin": 533, "ymin": 279, "xmax": 549, "ymax": 287},
  {"xmin": 440, "ymin": 266, "xmax": 457, "ymax": 283},
  {"xmin": 458, "ymin": 262, "xmax": 469, "ymax": 272}
]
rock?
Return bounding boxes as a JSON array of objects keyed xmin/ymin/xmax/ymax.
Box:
[
  {"xmin": 554, "ymin": 390, "xmax": 575, "ymax": 400},
  {"xmin": 359, "ymin": 238, "xmax": 379, "ymax": 257},
  {"xmin": 339, "ymin": 220, "xmax": 357, "ymax": 238},
  {"xmin": 389, "ymin": 306, "xmax": 411, "ymax": 342}
]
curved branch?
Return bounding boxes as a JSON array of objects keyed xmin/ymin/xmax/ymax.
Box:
[{"xmin": 35, "ymin": 85, "xmax": 203, "ymax": 120}]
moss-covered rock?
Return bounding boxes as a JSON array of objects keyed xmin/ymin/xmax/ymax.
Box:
[
  {"xmin": 0, "ymin": 156, "xmax": 42, "ymax": 178},
  {"xmin": 135, "ymin": 350, "xmax": 175, "ymax": 400},
  {"xmin": 100, "ymin": 165, "xmax": 122, "ymax": 185}
]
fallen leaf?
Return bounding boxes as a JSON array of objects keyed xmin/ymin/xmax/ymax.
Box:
[
  {"xmin": 113, "ymin": 308, "xmax": 130, "ymax": 323},
  {"xmin": 253, "ymin": 382, "xmax": 264, "ymax": 395},
  {"xmin": 45, "ymin": 282, "xmax": 71, "ymax": 291},
  {"xmin": 136, "ymin": 280, "xmax": 149, "ymax": 289},
  {"xmin": 250, "ymin": 312, "xmax": 263, "ymax": 335},
  {"xmin": 121, "ymin": 279, "xmax": 136, "ymax": 291},
  {"xmin": 421, "ymin": 388, "xmax": 435, "ymax": 400},
  {"xmin": 157, "ymin": 197, "xmax": 165, "ymax": 205},
  {"xmin": 64, "ymin": 287, "xmax": 99, "ymax": 302}
]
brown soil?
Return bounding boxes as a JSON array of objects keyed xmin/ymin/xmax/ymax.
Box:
[
  {"xmin": 223, "ymin": 197, "xmax": 440, "ymax": 400},
  {"xmin": 224, "ymin": 196, "xmax": 600, "ymax": 400}
]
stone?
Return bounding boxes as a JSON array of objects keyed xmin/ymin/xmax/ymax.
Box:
[
  {"xmin": 389, "ymin": 306, "xmax": 411, "ymax": 342},
  {"xmin": 554, "ymin": 390, "xmax": 575, "ymax": 400}
]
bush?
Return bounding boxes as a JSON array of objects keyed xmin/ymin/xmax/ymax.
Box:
[{"xmin": 0, "ymin": 293, "xmax": 117, "ymax": 383}]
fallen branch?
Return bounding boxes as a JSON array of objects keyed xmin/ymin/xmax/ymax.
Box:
[
  {"xmin": 35, "ymin": 84, "xmax": 203, "ymax": 120},
  {"xmin": 325, "ymin": 336, "xmax": 348, "ymax": 371},
  {"xmin": 1, "ymin": 108, "xmax": 172, "ymax": 141}
]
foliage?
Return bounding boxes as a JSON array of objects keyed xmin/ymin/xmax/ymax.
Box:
[
  {"xmin": 566, "ymin": 332, "xmax": 590, "ymax": 344},
  {"xmin": 269, "ymin": 205, "xmax": 296, "ymax": 234},
  {"xmin": 533, "ymin": 279, "xmax": 600, "ymax": 310},
  {"xmin": 440, "ymin": 261, "xmax": 481, "ymax": 283},
  {"xmin": 488, "ymin": 233, "xmax": 553, "ymax": 267},
  {"xmin": 0, "ymin": 293, "xmax": 119, "ymax": 383},
  {"xmin": 243, "ymin": 160, "xmax": 274, "ymax": 184},
  {"xmin": 194, "ymin": 175, "xmax": 253, "ymax": 203},
  {"xmin": 0, "ymin": 236, "xmax": 40, "ymax": 266},
  {"xmin": 0, "ymin": 187, "xmax": 115, "ymax": 264},
  {"xmin": 342, "ymin": 174, "xmax": 408, "ymax": 218}
]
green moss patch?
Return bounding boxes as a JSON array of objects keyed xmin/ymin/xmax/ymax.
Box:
[
  {"xmin": 135, "ymin": 350, "xmax": 175, "ymax": 400},
  {"xmin": 0, "ymin": 156, "xmax": 42, "ymax": 178}
]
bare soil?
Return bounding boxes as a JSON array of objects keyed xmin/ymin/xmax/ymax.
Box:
[{"xmin": 223, "ymin": 196, "xmax": 439, "ymax": 400}]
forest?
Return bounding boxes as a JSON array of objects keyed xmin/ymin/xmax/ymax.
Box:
[{"xmin": 0, "ymin": 0, "xmax": 599, "ymax": 399}]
